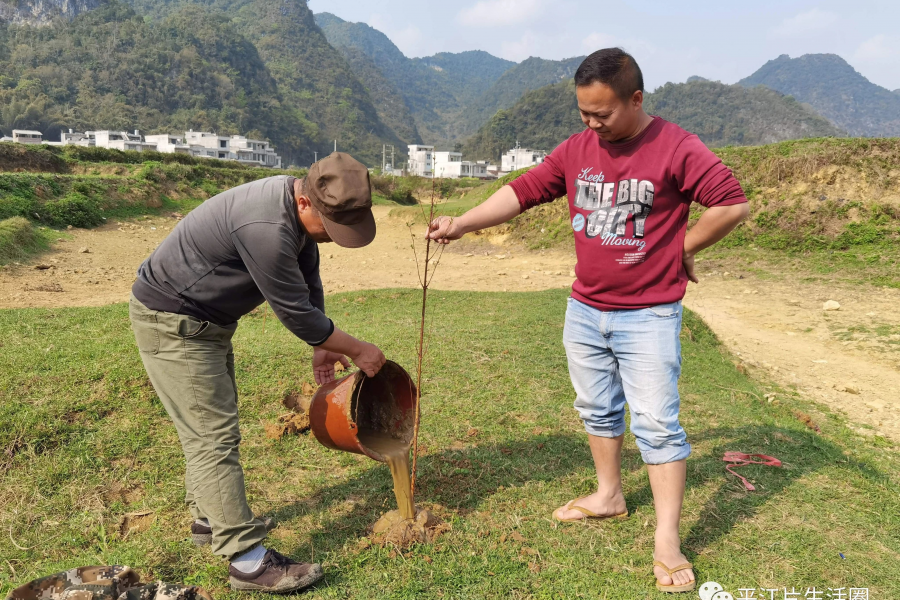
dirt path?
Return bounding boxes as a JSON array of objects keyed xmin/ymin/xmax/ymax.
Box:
[{"xmin": 2, "ymin": 207, "xmax": 897, "ymax": 441}]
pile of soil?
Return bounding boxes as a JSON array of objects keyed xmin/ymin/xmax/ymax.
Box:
[
  {"xmin": 264, "ymin": 388, "xmax": 314, "ymax": 439},
  {"xmin": 369, "ymin": 507, "xmax": 450, "ymax": 549}
]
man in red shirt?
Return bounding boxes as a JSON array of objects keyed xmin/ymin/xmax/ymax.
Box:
[{"xmin": 428, "ymin": 48, "xmax": 749, "ymax": 593}]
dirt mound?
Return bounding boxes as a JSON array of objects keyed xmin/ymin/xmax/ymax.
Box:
[
  {"xmin": 369, "ymin": 508, "xmax": 450, "ymax": 548},
  {"xmin": 264, "ymin": 390, "xmax": 314, "ymax": 439}
]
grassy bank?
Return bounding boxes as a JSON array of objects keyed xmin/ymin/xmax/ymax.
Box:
[
  {"xmin": 0, "ymin": 217, "xmax": 48, "ymax": 264},
  {"xmin": 1, "ymin": 289, "xmax": 898, "ymax": 598},
  {"xmin": 431, "ymin": 138, "xmax": 900, "ymax": 285},
  {"xmin": 0, "ymin": 143, "xmax": 305, "ymax": 232}
]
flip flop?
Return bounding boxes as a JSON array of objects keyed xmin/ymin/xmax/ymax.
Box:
[
  {"xmin": 552, "ymin": 498, "xmax": 629, "ymax": 523},
  {"xmin": 653, "ymin": 560, "xmax": 696, "ymax": 593}
]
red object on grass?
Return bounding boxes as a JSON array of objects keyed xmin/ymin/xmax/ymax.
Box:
[{"xmin": 722, "ymin": 452, "xmax": 782, "ymax": 491}]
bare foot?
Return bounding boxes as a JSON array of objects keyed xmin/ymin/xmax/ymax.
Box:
[
  {"xmin": 653, "ymin": 542, "xmax": 695, "ymax": 588},
  {"xmin": 553, "ymin": 490, "xmax": 627, "ymax": 521}
]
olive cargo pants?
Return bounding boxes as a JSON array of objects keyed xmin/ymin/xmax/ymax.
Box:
[{"xmin": 129, "ymin": 294, "xmax": 266, "ymax": 559}]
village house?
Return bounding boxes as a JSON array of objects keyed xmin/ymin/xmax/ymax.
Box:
[
  {"xmin": 144, "ymin": 134, "xmax": 191, "ymax": 155},
  {"xmin": 88, "ymin": 130, "xmax": 158, "ymax": 152},
  {"xmin": 407, "ymin": 144, "xmax": 434, "ymax": 177},
  {"xmin": 501, "ymin": 143, "xmax": 546, "ymax": 173},
  {"xmin": 11, "ymin": 130, "xmax": 43, "ymax": 144},
  {"xmin": 409, "ymin": 146, "xmax": 493, "ymax": 179}
]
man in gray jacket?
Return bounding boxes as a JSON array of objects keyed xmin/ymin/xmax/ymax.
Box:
[{"xmin": 129, "ymin": 153, "xmax": 384, "ymax": 593}]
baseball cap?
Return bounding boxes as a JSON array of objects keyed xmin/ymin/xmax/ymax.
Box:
[{"xmin": 306, "ymin": 152, "xmax": 375, "ymax": 248}]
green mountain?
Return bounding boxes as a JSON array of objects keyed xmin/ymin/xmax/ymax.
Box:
[
  {"xmin": 459, "ymin": 56, "xmax": 585, "ymax": 137},
  {"xmin": 314, "ymin": 12, "xmax": 516, "ymax": 145},
  {"xmin": 313, "ymin": 13, "xmax": 585, "ymax": 146},
  {"xmin": 0, "ymin": 0, "xmax": 408, "ymax": 166},
  {"xmin": 462, "ymin": 79, "xmax": 844, "ymax": 161},
  {"xmin": 226, "ymin": 0, "xmax": 405, "ymax": 164},
  {"xmin": 738, "ymin": 54, "xmax": 900, "ymax": 137},
  {"xmin": 0, "ymin": 1, "xmax": 298, "ymax": 150},
  {"xmin": 337, "ymin": 46, "xmax": 422, "ymax": 146}
]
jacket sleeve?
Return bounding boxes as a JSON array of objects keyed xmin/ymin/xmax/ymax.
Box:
[
  {"xmin": 671, "ymin": 135, "xmax": 747, "ymax": 207},
  {"xmin": 232, "ymin": 222, "xmax": 334, "ymax": 346},
  {"xmin": 298, "ymin": 238, "xmax": 325, "ymax": 314},
  {"xmin": 507, "ymin": 141, "xmax": 569, "ymax": 213}
]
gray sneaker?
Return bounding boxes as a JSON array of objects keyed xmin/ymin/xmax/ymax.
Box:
[
  {"xmin": 228, "ymin": 549, "xmax": 324, "ymax": 593},
  {"xmin": 191, "ymin": 517, "xmax": 275, "ymax": 546}
]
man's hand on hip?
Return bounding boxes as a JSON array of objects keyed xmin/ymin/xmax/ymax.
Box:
[
  {"xmin": 682, "ymin": 253, "xmax": 699, "ymax": 284},
  {"xmin": 312, "ymin": 348, "xmax": 351, "ymax": 385}
]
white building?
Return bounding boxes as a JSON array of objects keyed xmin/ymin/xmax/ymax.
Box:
[
  {"xmin": 145, "ymin": 134, "xmax": 191, "ymax": 155},
  {"xmin": 229, "ymin": 135, "xmax": 282, "ymax": 169},
  {"xmin": 433, "ymin": 151, "xmax": 464, "ymax": 178},
  {"xmin": 60, "ymin": 130, "xmax": 92, "ymax": 147},
  {"xmin": 501, "ymin": 144, "xmax": 546, "ymax": 173},
  {"xmin": 180, "ymin": 131, "xmax": 282, "ymax": 168},
  {"xmin": 431, "ymin": 151, "xmax": 493, "ymax": 180},
  {"xmin": 89, "ymin": 130, "xmax": 157, "ymax": 152},
  {"xmin": 184, "ymin": 131, "xmax": 232, "ymax": 159},
  {"xmin": 407, "ymin": 144, "xmax": 434, "ymax": 177},
  {"xmin": 12, "ymin": 130, "xmax": 43, "ymax": 144},
  {"xmin": 471, "ymin": 161, "xmax": 491, "ymax": 179}
]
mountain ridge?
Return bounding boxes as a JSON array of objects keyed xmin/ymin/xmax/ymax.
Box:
[
  {"xmin": 462, "ymin": 79, "xmax": 845, "ymax": 161},
  {"xmin": 739, "ymin": 53, "xmax": 900, "ymax": 137}
]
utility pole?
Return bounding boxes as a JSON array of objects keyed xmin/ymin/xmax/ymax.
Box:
[
  {"xmin": 390, "ymin": 145, "xmax": 395, "ymax": 177},
  {"xmin": 382, "ymin": 144, "xmax": 386, "ymax": 174},
  {"xmin": 334, "ymin": 140, "xmax": 337, "ymax": 153},
  {"xmin": 313, "ymin": 151, "xmax": 318, "ymax": 163}
]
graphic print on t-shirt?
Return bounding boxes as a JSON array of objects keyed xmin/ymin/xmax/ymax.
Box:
[{"xmin": 572, "ymin": 168, "xmax": 655, "ymax": 265}]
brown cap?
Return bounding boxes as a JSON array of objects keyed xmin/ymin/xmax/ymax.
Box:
[{"xmin": 306, "ymin": 152, "xmax": 375, "ymax": 248}]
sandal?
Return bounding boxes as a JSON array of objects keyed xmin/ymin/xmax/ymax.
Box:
[
  {"xmin": 552, "ymin": 498, "xmax": 629, "ymax": 523},
  {"xmin": 653, "ymin": 560, "xmax": 696, "ymax": 593}
]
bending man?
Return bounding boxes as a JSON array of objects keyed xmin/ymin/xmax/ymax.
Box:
[{"xmin": 129, "ymin": 153, "xmax": 386, "ymax": 594}]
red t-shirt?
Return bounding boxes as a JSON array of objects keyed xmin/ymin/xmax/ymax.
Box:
[{"xmin": 509, "ymin": 116, "xmax": 747, "ymax": 310}]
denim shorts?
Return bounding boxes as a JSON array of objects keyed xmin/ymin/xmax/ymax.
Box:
[{"xmin": 563, "ymin": 296, "xmax": 691, "ymax": 465}]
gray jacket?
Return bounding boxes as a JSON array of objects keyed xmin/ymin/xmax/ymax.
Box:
[{"xmin": 132, "ymin": 176, "xmax": 333, "ymax": 345}]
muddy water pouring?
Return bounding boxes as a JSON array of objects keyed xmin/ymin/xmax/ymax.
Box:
[{"xmin": 309, "ymin": 360, "xmax": 416, "ymax": 519}]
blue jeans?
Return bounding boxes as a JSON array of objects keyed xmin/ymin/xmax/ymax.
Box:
[{"xmin": 563, "ymin": 296, "xmax": 691, "ymax": 465}]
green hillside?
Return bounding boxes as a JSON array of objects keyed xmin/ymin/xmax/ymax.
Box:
[
  {"xmin": 313, "ymin": 13, "xmax": 586, "ymax": 146},
  {"xmin": 0, "ymin": 2, "xmax": 294, "ymax": 150},
  {"xmin": 739, "ymin": 54, "xmax": 900, "ymax": 137},
  {"xmin": 314, "ymin": 12, "xmax": 515, "ymax": 145},
  {"xmin": 458, "ymin": 56, "xmax": 585, "ymax": 138},
  {"xmin": 462, "ymin": 79, "xmax": 845, "ymax": 161},
  {"xmin": 644, "ymin": 80, "xmax": 844, "ymax": 145},
  {"xmin": 338, "ymin": 46, "xmax": 423, "ymax": 146},
  {"xmin": 228, "ymin": 0, "xmax": 405, "ymax": 165},
  {"xmin": 0, "ymin": 0, "xmax": 408, "ymax": 167}
]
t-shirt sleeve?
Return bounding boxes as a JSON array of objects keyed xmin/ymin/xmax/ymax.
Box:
[
  {"xmin": 508, "ymin": 142, "xmax": 568, "ymax": 213},
  {"xmin": 232, "ymin": 222, "xmax": 334, "ymax": 346},
  {"xmin": 671, "ymin": 135, "xmax": 747, "ymax": 207}
]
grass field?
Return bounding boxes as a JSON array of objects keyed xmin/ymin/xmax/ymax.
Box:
[{"xmin": 1, "ymin": 289, "xmax": 898, "ymax": 598}]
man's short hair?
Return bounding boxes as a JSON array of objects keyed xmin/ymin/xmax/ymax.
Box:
[{"xmin": 574, "ymin": 48, "xmax": 644, "ymax": 102}]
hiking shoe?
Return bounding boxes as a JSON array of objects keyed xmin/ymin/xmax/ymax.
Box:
[
  {"xmin": 228, "ymin": 549, "xmax": 324, "ymax": 593},
  {"xmin": 191, "ymin": 517, "xmax": 275, "ymax": 546}
]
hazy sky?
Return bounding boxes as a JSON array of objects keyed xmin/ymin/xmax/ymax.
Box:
[{"xmin": 307, "ymin": 0, "xmax": 900, "ymax": 91}]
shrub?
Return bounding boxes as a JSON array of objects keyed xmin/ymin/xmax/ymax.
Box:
[
  {"xmin": 42, "ymin": 193, "xmax": 104, "ymax": 228},
  {"xmin": 0, "ymin": 216, "xmax": 46, "ymax": 263}
]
